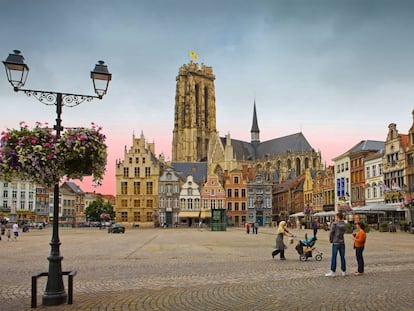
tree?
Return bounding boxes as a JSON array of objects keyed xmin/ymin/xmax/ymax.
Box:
[{"xmin": 85, "ymin": 196, "xmax": 115, "ymax": 222}]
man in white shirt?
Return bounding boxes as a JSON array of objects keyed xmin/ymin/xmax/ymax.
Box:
[{"xmin": 12, "ymin": 223, "xmax": 19, "ymax": 241}]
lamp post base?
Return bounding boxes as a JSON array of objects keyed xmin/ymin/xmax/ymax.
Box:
[{"xmin": 42, "ymin": 291, "xmax": 67, "ymax": 306}]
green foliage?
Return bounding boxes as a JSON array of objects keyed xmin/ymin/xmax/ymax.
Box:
[
  {"xmin": 379, "ymin": 222, "xmax": 389, "ymax": 232},
  {"xmin": 85, "ymin": 196, "xmax": 115, "ymax": 221},
  {"xmin": 345, "ymin": 222, "xmax": 354, "ymax": 234}
]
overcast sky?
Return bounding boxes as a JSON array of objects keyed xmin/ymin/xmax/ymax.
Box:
[{"xmin": 1, "ymin": 0, "xmax": 414, "ymax": 195}]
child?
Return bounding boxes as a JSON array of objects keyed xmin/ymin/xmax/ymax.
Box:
[{"xmin": 6, "ymin": 229, "xmax": 11, "ymax": 241}]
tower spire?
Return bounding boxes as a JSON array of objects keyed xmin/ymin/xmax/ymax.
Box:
[{"xmin": 251, "ymin": 100, "xmax": 260, "ymax": 143}]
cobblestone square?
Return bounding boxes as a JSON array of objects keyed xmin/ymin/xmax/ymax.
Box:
[{"xmin": 1, "ymin": 226, "xmax": 413, "ymax": 310}]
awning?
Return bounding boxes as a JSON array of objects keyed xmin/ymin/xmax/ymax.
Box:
[
  {"xmin": 178, "ymin": 211, "xmax": 200, "ymax": 218},
  {"xmin": 200, "ymin": 211, "xmax": 211, "ymax": 219},
  {"xmin": 289, "ymin": 212, "xmax": 304, "ymax": 218},
  {"xmin": 312, "ymin": 211, "xmax": 336, "ymax": 217},
  {"xmin": 352, "ymin": 203, "xmax": 405, "ymax": 213}
]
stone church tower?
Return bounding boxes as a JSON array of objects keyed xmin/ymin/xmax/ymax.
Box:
[{"xmin": 172, "ymin": 62, "xmax": 216, "ymax": 162}]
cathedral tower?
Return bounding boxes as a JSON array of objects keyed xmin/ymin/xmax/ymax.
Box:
[{"xmin": 172, "ymin": 61, "xmax": 216, "ymax": 162}]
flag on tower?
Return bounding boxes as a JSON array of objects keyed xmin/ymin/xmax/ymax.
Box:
[{"xmin": 189, "ymin": 51, "xmax": 198, "ymax": 61}]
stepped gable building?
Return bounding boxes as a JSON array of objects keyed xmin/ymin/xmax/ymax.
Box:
[{"xmin": 171, "ymin": 61, "xmax": 322, "ymax": 190}]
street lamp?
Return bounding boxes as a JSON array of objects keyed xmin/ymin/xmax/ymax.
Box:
[{"xmin": 2, "ymin": 50, "xmax": 111, "ymax": 306}]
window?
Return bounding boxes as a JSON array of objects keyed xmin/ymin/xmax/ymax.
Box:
[
  {"xmin": 210, "ymin": 200, "xmax": 216, "ymax": 209},
  {"xmin": 372, "ymin": 165, "xmax": 377, "ymax": 177},
  {"xmin": 234, "ymin": 176, "xmax": 239, "ymax": 184},
  {"xmin": 129, "ymin": 157, "xmax": 132, "ymax": 164},
  {"xmin": 121, "ymin": 199, "xmax": 128, "ymax": 207},
  {"xmin": 145, "ymin": 167, "xmax": 151, "ymax": 177},
  {"xmin": 135, "ymin": 157, "xmax": 139, "ymax": 164},
  {"xmin": 121, "ymin": 182, "xmax": 128, "ymax": 195},
  {"xmin": 194, "ymin": 198, "xmax": 200, "ymax": 209},
  {"xmin": 120, "ymin": 211, "xmax": 128, "ymax": 222},
  {"xmin": 227, "ymin": 202, "xmax": 232, "ymax": 211},
  {"xmin": 134, "ymin": 167, "xmax": 140, "ymax": 177},
  {"xmin": 366, "ymin": 167, "xmax": 370, "ymax": 178},
  {"xmin": 134, "ymin": 212, "xmax": 140, "ymax": 221},
  {"xmin": 146, "ymin": 212, "xmax": 152, "ymax": 221},
  {"xmin": 146, "ymin": 199, "xmax": 153, "ymax": 208},
  {"xmin": 241, "ymin": 202, "xmax": 246, "ymax": 211},
  {"xmin": 134, "ymin": 199, "xmax": 140, "ymax": 207},
  {"xmin": 134, "ymin": 182, "xmax": 140, "ymax": 195},
  {"xmin": 234, "ymin": 202, "xmax": 239, "ymax": 211},
  {"xmin": 187, "ymin": 188, "xmax": 193, "ymax": 195},
  {"xmin": 146, "ymin": 182, "xmax": 153, "ymax": 195},
  {"xmin": 188, "ymin": 198, "xmax": 193, "ymax": 209},
  {"xmin": 227, "ymin": 189, "xmax": 232, "ymax": 197},
  {"xmin": 142, "ymin": 157, "xmax": 146, "ymax": 164},
  {"xmin": 241, "ymin": 189, "xmax": 246, "ymax": 198},
  {"xmin": 234, "ymin": 189, "xmax": 239, "ymax": 198},
  {"xmin": 123, "ymin": 167, "xmax": 129, "ymax": 177}
]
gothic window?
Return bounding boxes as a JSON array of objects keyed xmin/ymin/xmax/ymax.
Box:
[{"xmin": 204, "ymin": 86, "xmax": 208, "ymax": 127}]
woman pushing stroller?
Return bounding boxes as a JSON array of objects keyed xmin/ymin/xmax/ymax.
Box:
[{"xmin": 272, "ymin": 221, "xmax": 295, "ymax": 260}]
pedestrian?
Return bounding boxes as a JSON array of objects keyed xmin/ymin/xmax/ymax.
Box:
[
  {"xmin": 352, "ymin": 222, "xmax": 366, "ymax": 276},
  {"xmin": 254, "ymin": 222, "xmax": 259, "ymax": 234},
  {"xmin": 312, "ymin": 219, "xmax": 318, "ymax": 237},
  {"xmin": 6, "ymin": 229, "xmax": 11, "ymax": 241},
  {"xmin": 245, "ymin": 222, "xmax": 250, "ymax": 234},
  {"xmin": 12, "ymin": 223, "xmax": 19, "ymax": 241},
  {"xmin": 325, "ymin": 212, "xmax": 346, "ymax": 276},
  {"xmin": 272, "ymin": 221, "xmax": 294, "ymax": 260}
]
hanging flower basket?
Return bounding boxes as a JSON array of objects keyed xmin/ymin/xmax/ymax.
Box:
[
  {"xmin": 58, "ymin": 124, "xmax": 107, "ymax": 186},
  {"xmin": 0, "ymin": 122, "xmax": 62, "ymax": 187},
  {"xmin": 0, "ymin": 122, "xmax": 108, "ymax": 187}
]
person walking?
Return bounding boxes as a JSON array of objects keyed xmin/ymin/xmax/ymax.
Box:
[
  {"xmin": 352, "ymin": 222, "xmax": 366, "ymax": 275},
  {"xmin": 6, "ymin": 229, "xmax": 11, "ymax": 241},
  {"xmin": 245, "ymin": 222, "xmax": 250, "ymax": 234},
  {"xmin": 254, "ymin": 222, "xmax": 259, "ymax": 234},
  {"xmin": 272, "ymin": 221, "xmax": 294, "ymax": 260},
  {"xmin": 325, "ymin": 212, "xmax": 346, "ymax": 276},
  {"xmin": 312, "ymin": 219, "xmax": 318, "ymax": 238},
  {"xmin": 12, "ymin": 223, "xmax": 19, "ymax": 241}
]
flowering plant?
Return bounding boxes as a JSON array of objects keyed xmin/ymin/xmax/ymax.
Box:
[
  {"xmin": 303, "ymin": 205, "xmax": 314, "ymax": 215},
  {"xmin": 0, "ymin": 122, "xmax": 62, "ymax": 187},
  {"xmin": 58, "ymin": 123, "xmax": 107, "ymax": 186},
  {"xmin": 0, "ymin": 122, "xmax": 107, "ymax": 187}
]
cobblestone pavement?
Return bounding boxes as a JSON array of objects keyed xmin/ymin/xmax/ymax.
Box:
[{"xmin": 1, "ymin": 226, "xmax": 413, "ymax": 311}]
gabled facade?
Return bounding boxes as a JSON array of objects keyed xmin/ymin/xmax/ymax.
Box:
[
  {"xmin": 115, "ymin": 133, "xmax": 161, "ymax": 223},
  {"xmin": 223, "ymin": 168, "xmax": 248, "ymax": 226},
  {"xmin": 312, "ymin": 166, "xmax": 335, "ymax": 212},
  {"xmin": 364, "ymin": 151, "xmax": 384, "ymax": 205},
  {"xmin": 405, "ymin": 110, "xmax": 414, "ymax": 200},
  {"xmin": 59, "ymin": 181, "xmax": 85, "ymax": 224},
  {"xmin": 349, "ymin": 140, "xmax": 385, "ymax": 207},
  {"xmin": 200, "ymin": 174, "xmax": 226, "ymax": 222},
  {"xmin": 273, "ymin": 174, "xmax": 305, "ymax": 221},
  {"xmin": 178, "ymin": 175, "xmax": 201, "ymax": 226},
  {"xmin": 383, "ymin": 123, "xmax": 408, "ymax": 203},
  {"xmin": 333, "ymin": 152, "xmax": 351, "ymax": 211},
  {"xmin": 248, "ymin": 173, "xmax": 273, "ymax": 226},
  {"xmin": 158, "ymin": 166, "xmax": 183, "ymax": 226}
]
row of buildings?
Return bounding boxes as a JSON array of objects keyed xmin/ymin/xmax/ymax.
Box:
[
  {"xmin": 1, "ymin": 60, "xmax": 413, "ymax": 226},
  {"xmin": 0, "ymin": 179, "xmax": 114, "ymax": 225}
]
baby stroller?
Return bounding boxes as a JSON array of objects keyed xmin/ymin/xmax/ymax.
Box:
[{"xmin": 295, "ymin": 233, "xmax": 323, "ymax": 262}]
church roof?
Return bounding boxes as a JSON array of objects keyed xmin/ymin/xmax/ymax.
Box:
[
  {"xmin": 221, "ymin": 132, "xmax": 314, "ymax": 161},
  {"xmin": 170, "ymin": 162, "xmax": 208, "ymax": 184}
]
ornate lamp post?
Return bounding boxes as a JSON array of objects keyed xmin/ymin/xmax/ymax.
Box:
[{"xmin": 2, "ymin": 50, "xmax": 111, "ymax": 306}]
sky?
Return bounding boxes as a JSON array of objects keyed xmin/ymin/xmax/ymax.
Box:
[{"xmin": 1, "ymin": 0, "xmax": 414, "ymax": 195}]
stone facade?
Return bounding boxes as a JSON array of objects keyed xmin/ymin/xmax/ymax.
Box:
[
  {"xmin": 172, "ymin": 62, "xmax": 216, "ymax": 162},
  {"xmin": 115, "ymin": 133, "xmax": 160, "ymax": 223},
  {"xmin": 382, "ymin": 123, "xmax": 407, "ymax": 203}
]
